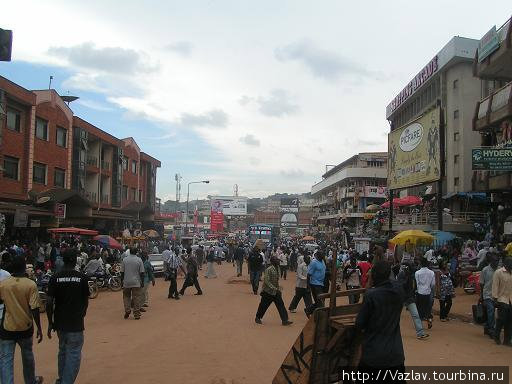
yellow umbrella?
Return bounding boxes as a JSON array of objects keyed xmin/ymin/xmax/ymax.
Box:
[
  {"xmin": 143, "ymin": 229, "xmax": 160, "ymax": 238},
  {"xmin": 389, "ymin": 230, "xmax": 434, "ymax": 246},
  {"xmin": 301, "ymin": 235, "xmax": 315, "ymax": 241},
  {"xmin": 505, "ymin": 242, "xmax": 512, "ymax": 256}
]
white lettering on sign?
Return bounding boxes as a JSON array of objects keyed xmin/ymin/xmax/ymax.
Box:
[
  {"xmin": 482, "ymin": 149, "xmax": 512, "ymax": 157},
  {"xmin": 56, "ymin": 277, "xmax": 82, "ymax": 283},
  {"xmin": 387, "ymin": 56, "xmax": 439, "ymax": 117},
  {"xmin": 399, "ymin": 122, "xmax": 423, "ymax": 152}
]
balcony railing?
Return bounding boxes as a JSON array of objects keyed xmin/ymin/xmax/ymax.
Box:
[
  {"xmin": 474, "ymin": 82, "xmax": 512, "ymax": 131},
  {"xmin": 383, "ymin": 212, "xmax": 487, "ymax": 227},
  {"xmin": 87, "ymin": 156, "xmax": 98, "ymax": 167},
  {"xmin": 79, "ymin": 190, "xmax": 97, "ymax": 202},
  {"xmin": 101, "ymin": 194, "xmax": 109, "ymax": 204},
  {"xmin": 101, "ymin": 161, "xmax": 110, "ymax": 170}
]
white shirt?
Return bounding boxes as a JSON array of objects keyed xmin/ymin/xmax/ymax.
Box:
[
  {"xmin": 415, "ymin": 267, "xmax": 435, "ymax": 295},
  {"xmin": 0, "ymin": 269, "xmax": 12, "ymax": 319}
]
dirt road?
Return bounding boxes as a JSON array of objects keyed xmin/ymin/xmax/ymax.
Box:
[{"xmin": 14, "ymin": 263, "xmax": 512, "ymax": 383}]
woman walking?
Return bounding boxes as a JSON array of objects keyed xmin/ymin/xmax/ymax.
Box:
[{"xmin": 438, "ymin": 262, "xmax": 455, "ymax": 321}]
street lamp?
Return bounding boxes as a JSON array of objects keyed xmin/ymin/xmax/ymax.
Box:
[{"xmin": 186, "ymin": 180, "xmax": 210, "ymax": 233}]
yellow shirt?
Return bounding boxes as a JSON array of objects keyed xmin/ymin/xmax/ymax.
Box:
[
  {"xmin": 492, "ymin": 267, "xmax": 512, "ymax": 305},
  {"xmin": 0, "ymin": 276, "xmax": 40, "ymax": 332}
]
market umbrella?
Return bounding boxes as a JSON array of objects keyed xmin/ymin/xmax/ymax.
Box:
[
  {"xmin": 48, "ymin": 227, "xmax": 98, "ymax": 236},
  {"xmin": 505, "ymin": 242, "xmax": 512, "ymax": 256},
  {"xmin": 389, "ymin": 230, "xmax": 434, "ymax": 246},
  {"xmin": 365, "ymin": 204, "xmax": 381, "ymax": 212},
  {"xmin": 381, "ymin": 198, "xmax": 405, "ymax": 209},
  {"xmin": 143, "ymin": 229, "xmax": 160, "ymax": 238},
  {"xmin": 301, "ymin": 235, "xmax": 315, "ymax": 241},
  {"xmin": 398, "ymin": 195, "xmax": 423, "ymax": 206},
  {"xmin": 93, "ymin": 235, "xmax": 123, "ymax": 250},
  {"xmin": 430, "ymin": 230, "xmax": 456, "ymax": 245}
]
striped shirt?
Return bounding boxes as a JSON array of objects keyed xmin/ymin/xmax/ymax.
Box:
[{"xmin": 163, "ymin": 250, "xmax": 182, "ymax": 270}]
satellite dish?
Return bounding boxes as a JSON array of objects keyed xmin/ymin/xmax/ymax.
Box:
[
  {"xmin": 36, "ymin": 196, "xmax": 51, "ymax": 204},
  {"xmin": 61, "ymin": 95, "xmax": 79, "ymax": 104}
]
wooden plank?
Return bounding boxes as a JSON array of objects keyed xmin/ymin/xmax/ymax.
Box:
[
  {"xmin": 318, "ymin": 288, "xmax": 366, "ymax": 300},
  {"xmin": 328, "ymin": 247, "xmax": 338, "ymax": 313},
  {"xmin": 272, "ymin": 315, "xmax": 316, "ymax": 384}
]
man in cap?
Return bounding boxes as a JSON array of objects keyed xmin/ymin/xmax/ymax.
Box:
[{"xmin": 255, "ymin": 256, "xmax": 292, "ymax": 326}]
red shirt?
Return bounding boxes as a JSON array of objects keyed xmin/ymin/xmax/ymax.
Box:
[{"xmin": 358, "ymin": 261, "xmax": 372, "ymax": 288}]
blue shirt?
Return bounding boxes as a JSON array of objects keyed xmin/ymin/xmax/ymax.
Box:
[{"xmin": 308, "ymin": 258, "xmax": 326, "ymax": 286}]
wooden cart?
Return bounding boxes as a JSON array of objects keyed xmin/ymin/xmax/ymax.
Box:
[{"xmin": 273, "ymin": 256, "xmax": 365, "ymax": 384}]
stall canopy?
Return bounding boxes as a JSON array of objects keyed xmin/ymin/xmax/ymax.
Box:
[
  {"xmin": 93, "ymin": 235, "xmax": 123, "ymax": 250},
  {"xmin": 47, "ymin": 227, "xmax": 98, "ymax": 236},
  {"xmin": 382, "ymin": 196, "xmax": 423, "ymax": 208},
  {"xmin": 430, "ymin": 230, "xmax": 457, "ymax": 246},
  {"xmin": 389, "ymin": 230, "xmax": 434, "ymax": 246}
]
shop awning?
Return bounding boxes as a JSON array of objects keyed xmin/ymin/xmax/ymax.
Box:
[
  {"xmin": 92, "ymin": 210, "xmax": 134, "ymax": 220},
  {"xmin": 442, "ymin": 192, "xmax": 488, "ymax": 201}
]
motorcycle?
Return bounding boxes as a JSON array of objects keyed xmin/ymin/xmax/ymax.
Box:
[
  {"xmin": 88, "ymin": 263, "xmax": 122, "ymax": 292},
  {"xmin": 463, "ymin": 271, "xmax": 481, "ymax": 294}
]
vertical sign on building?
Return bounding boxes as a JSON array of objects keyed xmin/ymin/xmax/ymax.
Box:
[
  {"xmin": 210, "ymin": 199, "xmax": 224, "ymax": 232},
  {"xmin": 54, "ymin": 203, "xmax": 66, "ymax": 219},
  {"xmin": 280, "ymin": 197, "xmax": 299, "ymax": 228}
]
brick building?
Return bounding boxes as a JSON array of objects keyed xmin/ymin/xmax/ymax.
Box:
[{"xmin": 0, "ymin": 75, "xmax": 161, "ymax": 236}]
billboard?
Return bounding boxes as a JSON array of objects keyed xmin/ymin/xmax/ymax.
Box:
[
  {"xmin": 210, "ymin": 199, "xmax": 224, "ymax": 232},
  {"xmin": 210, "ymin": 196, "xmax": 248, "ymax": 216},
  {"xmin": 472, "ymin": 147, "xmax": 512, "ymax": 171},
  {"xmin": 280, "ymin": 197, "xmax": 299, "ymax": 227},
  {"xmin": 388, "ymin": 107, "xmax": 441, "ymax": 190}
]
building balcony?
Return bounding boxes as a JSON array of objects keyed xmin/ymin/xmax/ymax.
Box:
[
  {"xmin": 474, "ymin": 17, "xmax": 512, "ymax": 80},
  {"xmin": 473, "ymin": 170, "xmax": 512, "ymax": 191},
  {"xmin": 87, "ymin": 156, "xmax": 98, "ymax": 167},
  {"xmin": 101, "ymin": 161, "xmax": 110, "ymax": 170},
  {"xmin": 383, "ymin": 211, "xmax": 487, "ymax": 233},
  {"xmin": 473, "ymin": 82, "xmax": 512, "ymax": 131},
  {"xmin": 101, "ymin": 194, "xmax": 109, "ymax": 204},
  {"xmin": 79, "ymin": 190, "xmax": 97, "ymax": 203}
]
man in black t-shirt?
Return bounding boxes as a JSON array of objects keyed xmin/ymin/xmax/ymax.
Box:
[{"xmin": 46, "ymin": 248, "xmax": 89, "ymax": 384}]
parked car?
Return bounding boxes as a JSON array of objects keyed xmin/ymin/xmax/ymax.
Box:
[{"xmin": 148, "ymin": 254, "xmax": 165, "ymax": 276}]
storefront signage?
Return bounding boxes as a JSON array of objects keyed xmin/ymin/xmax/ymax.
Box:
[
  {"xmin": 478, "ymin": 26, "xmax": 500, "ymax": 62},
  {"xmin": 388, "ymin": 107, "xmax": 441, "ymax": 190},
  {"xmin": 472, "ymin": 147, "xmax": 512, "ymax": 171},
  {"xmin": 14, "ymin": 208, "xmax": 28, "ymax": 227},
  {"xmin": 30, "ymin": 219, "xmax": 40, "ymax": 228},
  {"xmin": 54, "ymin": 203, "xmax": 66, "ymax": 219},
  {"xmin": 387, "ymin": 56, "xmax": 438, "ymax": 117},
  {"xmin": 280, "ymin": 197, "xmax": 299, "ymax": 213},
  {"xmin": 364, "ymin": 186, "xmax": 387, "ymax": 198}
]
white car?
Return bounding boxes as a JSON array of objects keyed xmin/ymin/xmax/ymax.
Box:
[{"xmin": 148, "ymin": 254, "xmax": 165, "ymax": 276}]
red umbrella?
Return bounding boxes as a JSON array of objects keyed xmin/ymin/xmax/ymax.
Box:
[
  {"xmin": 381, "ymin": 198, "xmax": 405, "ymax": 209},
  {"xmin": 48, "ymin": 227, "xmax": 99, "ymax": 236},
  {"xmin": 93, "ymin": 235, "xmax": 123, "ymax": 250},
  {"xmin": 398, "ymin": 196, "xmax": 423, "ymax": 206}
]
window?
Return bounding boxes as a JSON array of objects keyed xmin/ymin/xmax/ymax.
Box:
[
  {"xmin": 454, "ymin": 132, "xmax": 460, "ymax": 142},
  {"xmin": 122, "ymin": 185, "xmax": 128, "ymax": 200},
  {"xmin": 131, "ymin": 188, "xmax": 136, "ymax": 201},
  {"xmin": 6, "ymin": 108, "xmax": 21, "ymax": 132},
  {"xmin": 453, "ymin": 109, "xmax": 459, "ymax": 119},
  {"xmin": 56, "ymin": 126, "xmax": 67, "ymax": 147},
  {"xmin": 54, "ymin": 168, "xmax": 65, "ymax": 187},
  {"xmin": 33, "ymin": 162, "xmax": 47, "ymax": 184},
  {"xmin": 3, "ymin": 156, "xmax": 19, "ymax": 180},
  {"xmin": 454, "ymin": 177, "xmax": 459, "ymax": 187},
  {"xmin": 35, "ymin": 118, "xmax": 48, "ymax": 140},
  {"xmin": 123, "ymin": 156, "xmax": 128, "ymax": 171},
  {"xmin": 454, "ymin": 155, "xmax": 459, "ymax": 164},
  {"xmin": 453, "ymin": 79, "xmax": 458, "ymax": 89},
  {"xmin": 131, "ymin": 160, "xmax": 137, "ymax": 174}
]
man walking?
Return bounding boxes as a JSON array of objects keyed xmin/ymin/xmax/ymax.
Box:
[
  {"xmin": 480, "ymin": 254, "xmax": 498, "ymax": 338},
  {"xmin": 0, "ymin": 255, "xmax": 44, "ymax": 384},
  {"xmin": 46, "ymin": 248, "xmax": 89, "ymax": 383},
  {"xmin": 255, "ymin": 257, "xmax": 293, "ymax": 326},
  {"xmin": 415, "ymin": 257, "xmax": 435, "ymax": 329},
  {"xmin": 234, "ymin": 243, "xmax": 245, "ymax": 277},
  {"xmin": 248, "ymin": 246, "xmax": 264, "ymax": 294},
  {"xmin": 288, "ymin": 255, "xmax": 313, "ymax": 313},
  {"xmin": 307, "ymin": 250, "xmax": 326, "ymax": 314},
  {"xmin": 343, "ymin": 256, "xmax": 362, "ymax": 304},
  {"xmin": 179, "ymin": 250, "xmax": 202, "ymax": 296},
  {"xmin": 121, "ymin": 248, "xmax": 145, "ymax": 320},
  {"xmin": 196, "ymin": 245, "xmax": 205, "ymax": 270},
  {"xmin": 492, "ymin": 257, "xmax": 512, "ymax": 346},
  {"xmin": 141, "ymin": 252, "xmax": 155, "ymax": 307},
  {"xmin": 356, "ymin": 261, "xmax": 406, "ymax": 378},
  {"xmin": 164, "ymin": 247, "xmax": 185, "ymax": 300}
]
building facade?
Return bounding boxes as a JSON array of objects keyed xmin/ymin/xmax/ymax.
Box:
[
  {"xmin": 0, "ymin": 75, "xmax": 161, "ymax": 236},
  {"xmin": 386, "ymin": 37, "xmax": 483, "ymax": 206},
  {"xmin": 311, "ymin": 152, "xmax": 388, "ymax": 230},
  {"xmin": 472, "ymin": 17, "xmax": 512, "ymax": 234}
]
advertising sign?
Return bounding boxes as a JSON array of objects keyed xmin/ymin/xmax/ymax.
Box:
[
  {"xmin": 472, "ymin": 147, "xmax": 512, "ymax": 171},
  {"xmin": 280, "ymin": 197, "xmax": 299, "ymax": 213},
  {"xmin": 388, "ymin": 107, "xmax": 441, "ymax": 190},
  {"xmin": 14, "ymin": 208, "xmax": 28, "ymax": 227},
  {"xmin": 210, "ymin": 199, "xmax": 224, "ymax": 232},
  {"xmin": 210, "ymin": 196, "xmax": 247, "ymax": 216},
  {"xmin": 364, "ymin": 186, "xmax": 387, "ymax": 198},
  {"xmin": 54, "ymin": 203, "xmax": 66, "ymax": 219},
  {"xmin": 30, "ymin": 219, "xmax": 40, "ymax": 228},
  {"xmin": 478, "ymin": 26, "xmax": 500, "ymax": 62},
  {"xmin": 280, "ymin": 213, "xmax": 298, "ymax": 227}
]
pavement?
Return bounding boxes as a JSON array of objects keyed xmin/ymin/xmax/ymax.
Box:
[{"xmin": 12, "ymin": 264, "xmax": 511, "ymax": 383}]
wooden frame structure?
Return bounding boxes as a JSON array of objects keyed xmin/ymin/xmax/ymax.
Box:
[{"xmin": 273, "ymin": 252, "xmax": 365, "ymax": 384}]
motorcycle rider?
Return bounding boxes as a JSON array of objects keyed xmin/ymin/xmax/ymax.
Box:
[{"xmin": 84, "ymin": 253, "xmax": 103, "ymax": 278}]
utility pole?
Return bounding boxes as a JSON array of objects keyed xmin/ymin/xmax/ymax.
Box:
[{"xmin": 175, "ymin": 173, "xmax": 182, "ymax": 223}]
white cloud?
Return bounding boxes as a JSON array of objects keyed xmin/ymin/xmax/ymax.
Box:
[{"xmin": 240, "ymin": 134, "xmax": 260, "ymax": 147}]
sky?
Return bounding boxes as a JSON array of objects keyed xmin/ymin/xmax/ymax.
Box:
[{"xmin": 1, "ymin": 1, "xmax": 510, "ymax": 201}]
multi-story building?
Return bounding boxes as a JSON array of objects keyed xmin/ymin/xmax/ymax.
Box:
[
  {"xmin": 472, "ymin": 17, "xmax": 512, "ymax": 233},
  {"xmin": 386, "ymin": 37, "xmax": 482, "ymax": 207},
  {"xmin": 0, "ymin": 75, "xmax": 161, "ymax": 234},
  {"xmin": 311, "ymin": 152, "xmax": 387, "ymax": 230}
]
